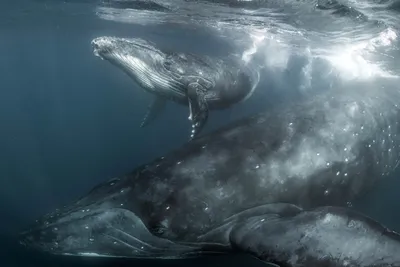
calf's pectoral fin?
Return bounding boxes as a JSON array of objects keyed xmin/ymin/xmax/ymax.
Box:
[
  {"xmin": 140, "ymin": 96, "xmax": 167, "ymax": 128},
  {"xmin": 187, "ymin": 83, "xmax": 209, "ymax": 140}
]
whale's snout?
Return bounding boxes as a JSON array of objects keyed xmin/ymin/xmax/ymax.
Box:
[
  {"xmin": 91, "ymin": 40, "xmax": 101, "ymax": 58},
  {"xmin": 18, "ymin": 176, "xmax": 197, "ymax": 258},
  {"xmin": 19, "ymin": 207, "xmax": 166, "ymax": 257},
  {"xmin": 91, "ymin": 37, "xmax": 110, "ymax": 60}
]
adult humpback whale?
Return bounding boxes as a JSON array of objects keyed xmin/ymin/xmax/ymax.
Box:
[
  {"xmin": 91, "ymin": 36, "xmax": 260, "ymax": 139},
  {"xmin": 19, "ymin": 81, "xmax": 400, "ymax": 265}
]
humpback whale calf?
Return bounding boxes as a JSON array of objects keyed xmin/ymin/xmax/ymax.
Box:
[
  {"xmin": 19, "ymin": 81, "xmax": 400, "ymax": 265},
  {"xmin": 91, "ymin": 36, "xmax": 260, "ymax": 139}
]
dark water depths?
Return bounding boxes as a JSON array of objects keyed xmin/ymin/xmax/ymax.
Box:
[{"xmin": 1, "ymin": 0, "xmax": 400, "ymax": 266}]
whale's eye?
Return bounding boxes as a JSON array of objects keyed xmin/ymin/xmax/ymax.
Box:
[{"xmin": 148, "ymin": 223, "xmax": 167, "ymax": 236}]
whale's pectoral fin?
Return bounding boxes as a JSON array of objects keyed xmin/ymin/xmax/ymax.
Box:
[
  {"xmin": 187, "ymin": 83, "xmax": 209, "ymax": 140},
  {"xmin": 229, "ymin": 213, "xmax": 294, "ymax": 266},
  {"xmin": 229, "ymin": 206, "xmax": 399, "ymax": 267},
  {"xmin": 140, "ymin": 97, "xmax": 167, "ymax": 128}
]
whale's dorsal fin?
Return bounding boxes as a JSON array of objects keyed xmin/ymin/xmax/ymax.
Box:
[
  {"xmin": 187, "ymin": 83, "xmax": 209, "ymax": 140},
  {"xmin": 140, "ymin": 96, "xmax": 167, "ymax": 128}
]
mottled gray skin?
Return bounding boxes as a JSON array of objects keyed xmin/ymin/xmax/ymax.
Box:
[
  {"xmin": 91, "ymin": 36, "xmax": 260, "ymax": 139},
  {"xmin": 20, "ymin": 82, "xmax": 400, "ymax": 266},
  {"xmin": 232, "ymin": 206, "xmax": 400, "ymax": 267}
]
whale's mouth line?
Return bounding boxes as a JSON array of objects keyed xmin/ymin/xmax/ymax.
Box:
[{"xmin": 93, "ymin": 49, "xmax": 103, "ymax": 60}]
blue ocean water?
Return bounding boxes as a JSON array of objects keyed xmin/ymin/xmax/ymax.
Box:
[{"xmin": 1, "ymin": 0, "xmax": 400, "ymax": 266}]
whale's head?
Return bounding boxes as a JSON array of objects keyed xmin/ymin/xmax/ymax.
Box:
[
  {"xmin": 91, "ymin": 36, "xmax": 184, "ymax": 96},
  {"xmin": 18, "ymin": 175, "xmax": 203, "ymax": 259}
]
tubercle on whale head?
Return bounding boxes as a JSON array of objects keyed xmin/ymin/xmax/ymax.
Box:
[
  {"xmin": 91, "ymin": 36, "xmax": 166, "ymax": 64},
  {"xmin": 18, "ymin": 175, "xmax": 200, "ymax": 259}
]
